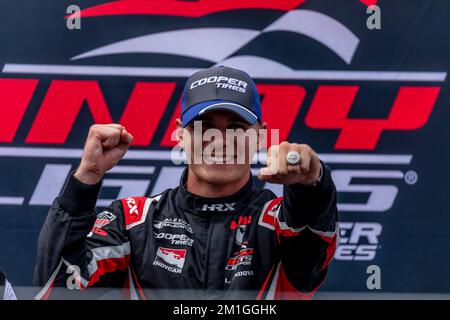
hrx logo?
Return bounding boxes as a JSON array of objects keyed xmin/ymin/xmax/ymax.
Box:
[
  {"xmin": 201, "ymin": 202, "xmax": 236, "ymax": 212},
  {"xmin": 126, "ymin": 197, "xmax": 139, "ymax": 215}
]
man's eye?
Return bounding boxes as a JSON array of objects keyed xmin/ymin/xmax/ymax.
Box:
[
  {"xmin": 228, "ymin": 124, "xmax": 246, "ymax": 130},
  {"xmin": 199, "ymin": 122, "xmax": 212, "ymax": 129}
]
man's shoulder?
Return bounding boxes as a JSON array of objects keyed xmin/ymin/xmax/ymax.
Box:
[
  {"xmin": 107, "ymin": 189, "xmax": 172, "ymax": 230},
  {"xmin": 112, "ymin": 188, "xmax": 171, "ymax": 209},
  {"xmin": 253, "ymin": 184, "xmax": 279, "ymax": 203}
]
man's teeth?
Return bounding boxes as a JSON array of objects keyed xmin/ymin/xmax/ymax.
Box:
[{"xmin": 205, "ymin": 155, "xmax": 234, "ymax": 162}]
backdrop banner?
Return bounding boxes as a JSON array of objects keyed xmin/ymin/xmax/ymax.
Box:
[{"xmin": 0, "ymin": 0, "xmax": 449, "ymax": 294}]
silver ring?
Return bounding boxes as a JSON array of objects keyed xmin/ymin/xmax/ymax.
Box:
[{"xmin": 286, "ymin": 151, "xmax": 301, "ymax": 165}]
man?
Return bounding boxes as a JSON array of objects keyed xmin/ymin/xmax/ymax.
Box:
[
  {"xmin": 34, "ymin": 66, "xmax": 338, "ymax": 300},
  {"xmin": 1, "ymin": 270, "xmax": 17, "ymax": 300}
]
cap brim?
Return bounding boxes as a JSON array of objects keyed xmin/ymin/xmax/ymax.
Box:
[{"xmin": 182, "ymin": 100, "xmax": 258, "ymax": 127}]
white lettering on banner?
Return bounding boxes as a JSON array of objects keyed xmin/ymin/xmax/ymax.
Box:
[
  {"xmin": 10, "ymin": 163, "xmax": 154, "ymax": 207},
  {"xmin": 29, "ymin": 164, "xmax": 72, "ymax": 205},
  {"xmin": 332, "ymin": 170, "xmax": 404, "ymax": 212},
  {"xmin": 0, "ymin": 149, "xmax": 406, "ymax": 263},
  {"xmin": 335, "ymin": 222, "xmax": 382, "ymax": 261},
  {"xmin": 0, "ymin": 150, "xmax": 415, "ymax": 213}
]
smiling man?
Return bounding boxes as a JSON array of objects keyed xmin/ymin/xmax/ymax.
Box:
[{"xmin": 34, "ymin": 66, "xmax": 338, "ymax": 300}]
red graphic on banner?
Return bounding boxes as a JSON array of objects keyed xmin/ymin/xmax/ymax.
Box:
[
  {"xmin": 70, "ymin": 0, "xmax": 306, "ymax": 19},
  {"xmin": 24, "ymin": 80, "xmax": 175, "ymax": 146},
  {"xmin": 0, "ymin": 79, "xmax": 38, "ymax": 143},
  {"xmin": 69, "ymin": 0, "xmax": 377, "ymax": 19},
  {"xmin": 305, "ymin": 85, "xmax": 440, "ymax": 150},
  {"xmin": 360, "ymin": 0, "xmax": 379, "ymax": 6}
]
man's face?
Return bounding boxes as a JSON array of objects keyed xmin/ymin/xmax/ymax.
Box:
[{"xmin": 178, "ymin": 110, "xmax": 265, "ymax": 186}]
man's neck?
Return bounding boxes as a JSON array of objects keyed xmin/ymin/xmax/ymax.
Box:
[{"xmin": 185, "ymin": 167, "xmax": 250, "ymax": 198}]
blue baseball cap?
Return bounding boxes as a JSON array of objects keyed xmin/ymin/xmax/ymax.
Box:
[{"xmin": 181, "ymin": 66, "xmax": 262, "ymax": 127}]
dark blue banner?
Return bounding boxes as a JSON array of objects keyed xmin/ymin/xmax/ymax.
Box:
[{"xmin": 0, "ymin": 0, "xmax": 449, "ymax": 295}]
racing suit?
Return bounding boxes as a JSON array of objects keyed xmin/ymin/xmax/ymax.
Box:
[
  {"xmin": 34, "ymin": 162, "xmax": 338, "ymax": 300},
  {"xmin": 1, "ymin": 270, "xmax": 17, "ymax": 300}
]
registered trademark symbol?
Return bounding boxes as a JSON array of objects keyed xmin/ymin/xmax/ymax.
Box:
[{"xmin": 404, "ymin": 171, "xmax": 418, "ymax": 185}]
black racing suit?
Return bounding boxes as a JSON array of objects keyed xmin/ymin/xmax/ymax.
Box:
[
  {"xmin": 34, "ymin": 163, "xmax": 338, "ymax": 300},
  {"xmin": 1, "ymin": 270, "xmax": 17, "ymax": 300}
]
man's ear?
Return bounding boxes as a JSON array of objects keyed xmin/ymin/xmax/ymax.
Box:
[
  {"xmin": 257, "ymin": 121, "xmax": 268, "ymax": 151},
  {"xmin": 175, "ymin": 118, "xmax": 184, "ymax": 148}
]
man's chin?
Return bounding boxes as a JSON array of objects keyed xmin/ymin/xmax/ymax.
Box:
[{"xmin": 200, "ymin": 165, "xmax": 245, "ymax": 184}]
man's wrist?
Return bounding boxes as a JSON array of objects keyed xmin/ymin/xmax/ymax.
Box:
[
  {"xmin": 74, "ymin": 167, "xmax": 103, "ymax": 185},
  {"xmin": 293, "ymin": 160, "xmax": 328, "ymax": 190},
  {"xmin": 311, "ymin": 162, "xmax": 323, "ymax": 186},
  {"xmin": 59, "ymin": 171, "xmax": 103, "ymax": 215},
  {"xmin": 297, "ymin": 161, "xmax": 322, "ymax": 186}
]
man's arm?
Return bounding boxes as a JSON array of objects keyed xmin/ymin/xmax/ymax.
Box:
[
  {"xmin": 33, "ymin": 174, "xmax": 131, "ymax": 299},
  {"xmin": 258, "ymin": 142, "xmax": 338, "ymax": 299},
  {"xmin": 0, "ymin": 270, "xmax": 17, "ymax": 300},
  {"xmin": 33, "ymin": 124, "xmax": 134, "ymax": 299},
  {"xmin": 278, "ymin": 162, "xmax": 337, "ymax": 294}
]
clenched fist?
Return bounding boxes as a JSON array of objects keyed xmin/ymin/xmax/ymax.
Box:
[
  {"xmin": 257, "ymin": 142, "xmax": 322, "ymax": 186},
  {"xmin": 75, "ymin": 124, "xmax": 133, "ymax": 184}
]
